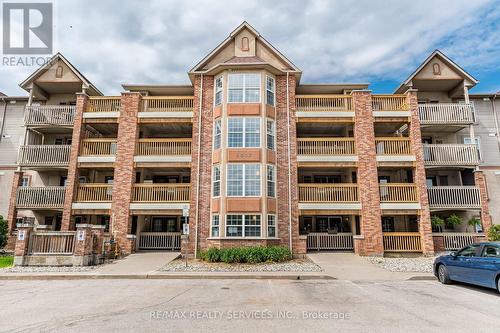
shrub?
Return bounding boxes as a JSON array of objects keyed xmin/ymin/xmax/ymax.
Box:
[
  {"xmin": 0, "ymin": 216, "xmax": 8, "ymax": 249},
  {"xmin": 446, "ymin": 214, "xmax": 462, "ymax": 229},
  {"xmin": 431, "ymin": 216, "xmax": 445, "ymax": 231},
  {"xmin": 199, "ymin": 246, "xmax": 291, "ymax": 263},
  {"xmin": 467, "ymin": 217, "xmax": 481, "ymax": 233},
  {"xmin": 488, "ymin": 224, "xmax": 500, "ymax": 241}
]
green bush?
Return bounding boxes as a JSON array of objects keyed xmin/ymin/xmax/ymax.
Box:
[
  {"xmin": 0, "ymin": 215, "xmax": 8, "ymax": 248},
  {"xmin": 199, "ymin": 246, "xmax": 291, "ymax": 263},
  {"xmin": 446, "ymin": 214, "xmax": 463, "ymax": 229},
  {"xmin": 467, "ymin": 217, "xmax": 481, "ymax": 232},
  {"xmin": 488, "ymin": 224, "xmax": 500, "ymax": 241},
  {"xmin": 431, "ymin": 216, "xmax": 445, "ymax": 230}
]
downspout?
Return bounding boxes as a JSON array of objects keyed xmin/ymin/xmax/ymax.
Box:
[
  {"xmin": 194, "ymin": 73, "xmax": 203, "ymax": 258},
  {"xmin": 0, "ymin": 97, "xmax": 7, "ymax": 141},
  {"xmin": 285, "ymin": 71, "xmax": 293, "ymax": 254},
  {"xmin": 492, "ymin": 93, "xmax": 500, "ymax": 151}
]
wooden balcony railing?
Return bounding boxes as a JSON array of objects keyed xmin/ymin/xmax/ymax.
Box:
[
  {"xmin": 427, "ymin": 186, "xmax": 481, "ymax": 208},
  {"xmin": 24, "ymin": 105, "xmax": 75, "ymax": 126},
  {"xmin": 423, "ymin": 144, "xmax": 479, "ymax": 166},
  {"xmin": 433, "ymin": 233, "xmax": 479, "ymax": 251},
  {"xmin": 372, "ymin": 95, "xmax": 409, "ymax": 111},
  {"xmin": 298, "ymin": 184, "xmax": 358, "ymax": 202},
  {"xmin": 136, "ymin": 139, "xmax": 192, "ymax": 155},
  {"xmin": 379, "ymin": 184, "xmax": 418, "ymax": 202},
  {"xmin": 419, "ymin": 103, "xmax": 475, "ymax": 125},
  {"xmin": 16, "ymin": 186, "xmax": 66, "ymax": 209},
  {"xmin": 28, "ymin": 231, "xmax": 75, "ymax": 255},
  {"xmin": 297, "ymin": 138, "xmax": 355, "ymax": 155},
  {"xmin": 80, "ymin": 139, "xmax": 117, "ymax": 156},
  {"xmin": 18, "ymin": 145, "xmax": 71, "ymax": 167},
  {"xmin": 306, "ymin": 233, "xmax": 354, "ymax": 250},
  {"xmin": 87, "ymin": 97, "xmax": 121, "ymax": 112},
  {"xmin": 139, "ymin": 232, "xmax": 181, "ymax": 250},
  {"xmin": 141, "ymin": 96, "xmax": 194, "ymax": 112},
  {"xmin": 76, "ymin": 184, "xmax": 113, "ymax": 202},
  {"xmin": 375, "ymin": 137, "xmax": 412, "ymax": 155},
  {"xmin": 295, "ymin": 95, "xmax": 353, "ymax": 112},
  {"xmin": 383, "ymin": 232, "xmax": 422, "ymax": 252},
  {"xmin": 132, "ymin": 184, "xmax": 190, "ymax": 202}
]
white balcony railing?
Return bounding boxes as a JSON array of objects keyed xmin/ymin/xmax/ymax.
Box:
[
  {"xmin": 16, "ymin": 186, "xmax": 66, "ymax": 209},
  {"xmin": 24, "ymin": 105, "xmax": 75, "ymax": 126},
  {"xmin": 383, "ymin": 232, "xmax": 422, "ymax": 252},
  {"xmin": 295, "ymin": 95, "xmax": 353, "ymax": 112},
  {"xmin": 18, "ymin": 145, "xmax": 71, "ymax": 167},
  {"xmin": 427, "ymin": 186, "xmax": 481, "ymax": 209},
  {"xmin": 139, "ymin": 232, "xmax": 181, "ymax": 250},
  {"xmin": 423, "ymin": 144, "xmax": 479, "ymax": 166},
  {"xmin": 297, "ymin": 138, "xmax": 356, "ymax": 155},
  {"xmin": 306, "ymin": 233, "xmax": 354, "ymax": 250},
  {"xmin": 298, "ymin": 184, "xmax": 359, "ymax": 202},
  {"xmin": 419, "ymin": 103, "xmax": 474, "ymax": 125}
]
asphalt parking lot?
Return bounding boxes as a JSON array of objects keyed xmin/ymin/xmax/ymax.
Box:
[{"xmin": 1, "ymin": 279, "xmax": 498, "ymax": 332}]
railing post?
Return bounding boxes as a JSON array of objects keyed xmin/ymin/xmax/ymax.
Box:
[
  {"xmin": 74, "ymin": 224, "xmax": 93, "ymax": 266},
  {"xmin": 13, "ymin": 222, "xmax": 34, "ymax": 266}
]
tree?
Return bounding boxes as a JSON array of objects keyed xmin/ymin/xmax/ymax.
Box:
[
  {"xmin": 488, "ymin": 225, "xmax": 500, "ymax": 241},
  {"xmin": 467, "ymin": 217, "xmax": 481, "ymax": 233},
  {"xmin": 446, "ymin": 214, "xmax": 463, "ymax": 230},
  {"xmin": 0, "ymin": 215, "xmax": 8, "ymax": 248}
]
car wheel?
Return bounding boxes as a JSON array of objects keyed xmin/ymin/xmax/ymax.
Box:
[
  {"xmin": 497, "ymin": 277, "xmax": 500, "ymax": 294},
  {"xmin": 438, "ymin": 265, "xmax": 451, "ymax": 284}
]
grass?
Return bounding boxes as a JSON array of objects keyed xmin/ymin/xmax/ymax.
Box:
[{"xmin": 0, "ymin": 256, "xmax": 13, "ymax": 268}]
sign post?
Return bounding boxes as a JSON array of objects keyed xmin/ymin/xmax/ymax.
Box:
[{"xmin": 182, "ymin": 205, "xmax": 190, "ymax": 267}]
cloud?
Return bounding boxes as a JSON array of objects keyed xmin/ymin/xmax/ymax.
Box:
[{"xmin": 0, "ymin": 0, "xmax": 498, "ymax": 95}]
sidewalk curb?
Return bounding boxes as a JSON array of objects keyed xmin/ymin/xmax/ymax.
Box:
[{"xmin": 407, "ymin": 276, "xmax": 437, "ymax": 281}]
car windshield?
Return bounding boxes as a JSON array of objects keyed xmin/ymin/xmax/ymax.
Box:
[
  {"xmin": 482, "ymin": 245, "xmax": 500, "ymax": 258},
  {"xmin": 456, "ymin": 245, "xmax": 480, "ymax": 257}
]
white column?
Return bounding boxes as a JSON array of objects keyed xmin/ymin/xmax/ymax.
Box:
[{"xmin": 464, "ymin": 85, "xmax": 475, "ymax": 140}]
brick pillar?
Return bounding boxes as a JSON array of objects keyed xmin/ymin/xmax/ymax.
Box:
[
  {"xmin": 74, "ymin": 224, "xmax": 93, "ymax": 266},
  {"xmin": 352, "ymin": 91, "xmax": 383, "ymax": 256},
  {"xmin": 474, "ymin": 170, "xmax": 492, "ymax": 234},
  {"xmin": 275, "ymin": 75, "xmax": 303, "ymax": 255},
  {"xmin": 6, "ymin": 171, "xmax": 23, "ymax": 233},
  {"xmin": 91, "ymin": 225, "xmax": 105, "ymax": 263},
  {"xmin": 61, "ymin": 93, "xmax": 88, "ymax": 231},
  {"xmin": 407, "ymin": 90, "xmax": 434, "ymax": 255},
  {"xmin": 186, "ymin": 75, "xmax": 214, "ymax": 257},
  {"xmin": 13, "ymin": 222, "xmax": 34, "ymax": 266},
  {"xmin": 111, "ymin": 92, "xmax": 141, "ymax": 255}
]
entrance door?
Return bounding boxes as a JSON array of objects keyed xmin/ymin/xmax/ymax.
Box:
[
  {"xmin": 152, "ymin": 217, "xmax": 178, "ymax": 232},
  {"xmin": 316, "ymin": 216, "xmax": 343, "ymax": 233}
]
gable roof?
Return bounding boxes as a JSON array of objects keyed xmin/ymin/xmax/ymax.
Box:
[
  {"xmin": 19, "ymin": 52, "xmax": 102, "ymax": 95},
  {"xmin": 189, "ymin": 21, "xmax": 301, "ymax": 76},
  {"xmin": 394, "ymin": 50, "xmax": 479, "ymax": 93}
]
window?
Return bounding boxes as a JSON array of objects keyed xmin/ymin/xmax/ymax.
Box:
[
  {"xmin": 266, "ymin": 76, "xmax": 275, "ymax": 106},
  {"xmin": 267, "ymin": 164, "xmax": 276, "ymax": 197},
  {"xmin": 228, "ymin": 73, "xmax": 261, "ymax": 103},
  {"xmin": 227, "ymin": 164, "xmax": 261, "ymax": 196},
  {"xmin": 211, "ymin": 215, "xmax": 220, "ymax": 237},
  {"xmin": 266, "ymin": 119, "xmax": 275, "ymax": 150},
  {"xmin": 213, "ymin": 119, "xmax": 222, "ymax": 149},
  {"xmin": 382, "ymin": 217, "xmax": 395, "ymax": 232},
  {"xmin": 464, "ymin": 137, "xmax": 481, "ymax": 160},
  {"xmin": 226, "ymin": 214, "xmax": 261, "ymax": 237},
  {"xmin": 227, "ymin": 118, "xmax": 260, "ymax": 148},
  {"xmin": 214, "ymin": 76, "xmax": 223, "ymax": 106},
  {"xmin": 20, "ymin": 176, "xmax": 30, "ymax": 187},
  {"xmin": 212, "ymin": 165, "xmax": 221, "ymax": 197},
  {"xmin": 457, "ymin": 244, "xmax": 480, "ymax": 257},
  {"xmin": 481, "ymin": 245, "xmax": 500, "ymax": 258},
  {"xmin": 267, "ymin": 215, "xmax": 276, "ymax": 237}
]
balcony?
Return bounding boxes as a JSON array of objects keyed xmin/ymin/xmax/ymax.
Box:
[
  {"xmin": 375, "ymin": 137, "xmax": 414, "ymax": 163},
  {"xmin": 24, "ymin": 105, "xmax": 75, "ymax": 126},
  {"xmin": 379, "ymin": 184, "xmax": 420, "ymax": 210},
  {"xmin": 16, "ymin": 186, "xmax": 65, "ymax": 209},
  {"xmin": 135, "ymin": 139, "xmax": 192, "ymax": 163},
  {"xmin": 295, "ymin": 95, "xmax": 353, "ymax": 118},
  {"xmin": 372, "ymin": 95, "xmax": 410, "ymax": 117},
  {"xmin": 78, "ymin": 138, "xmax": 117, "ymax": 163},
  {"xmin": 383, "ymin": 232, "xmax": 422, "ymax": 252},
  {"xmin": 76, "ymin": 184, "xmax": 112, "ymax": 201},
  {"xmin": 18, "ymin": 145, "xmax": 71, "ymax": 168},
  {"xmin": 84, "ymin": 97, "xmax": 121, "ymax": 119},
  {"xmin": 130, "ymin": 184, "xmax": 190, "ymax": 211},
  {"xmin": 427, "ymin": 186, "xmax": 481, "ymax": 209},
  {"xmin": 298, "ymin": 184, "xmax": 360, "ymax": 210},
  {"xmin": 139, "ymin": 97, "xmax": 194, "ymax": 119},
  {"xmin": 297, "ymin": 138, "xmax": 356, "ymax": 163},
  {"xmin": 423, "ymin": 144, "xmax": 479, "ymax": 166},
  {"xmin": 419, "ymin": 103, "xmax": 474, "ymax": 126}
]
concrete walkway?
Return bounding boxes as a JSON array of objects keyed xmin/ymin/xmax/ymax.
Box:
[
  {"xmin": 307, "ymin": 252, "xmax": 433, "ymax": 280},
  {"xmin": 95, "ymin": 251, "xmax": 180, "ymax": 275}
]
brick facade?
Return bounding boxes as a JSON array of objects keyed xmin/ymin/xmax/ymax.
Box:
[
  {"xmin": 474, "ymin": 170, "xmax": 493, "ymax": 234},
  {"xmin": 6, "ymin": 171, "xmax": 23, "ymax": 233}
]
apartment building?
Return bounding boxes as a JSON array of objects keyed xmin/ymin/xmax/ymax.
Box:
[{"xmin": 2, "ymin": 22, "xmax": 500, "ymax": 260}]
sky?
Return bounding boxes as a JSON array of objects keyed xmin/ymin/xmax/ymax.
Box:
[{"xmin": 1, "ymin": 0, "xmax": 500, "ymax": 96}]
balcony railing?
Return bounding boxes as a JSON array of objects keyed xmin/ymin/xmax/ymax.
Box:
[
  {"xmin": 18, "ymin": 145, "xmax": 71, "ymax": 167},
  {"xmin": 80, "ymin": 139, "xmax": 117, "ymax": 156},
  {"xmin": 423, "ymin": 144, "xmax": 479, "ymax": 166},
  {"xmin": 139, "ymin": 232, "xmax": 181, "ymax": 250},
  {"xmin": 298, "ymin": 184, "xmax": 358, "ymax": 202},
  {"xmin": 295, "ymin": 95, "xmax": 353, "ymax": 112},
  {"xmin": 372, "ymin": 95, "xmax": 409, "ymax": 111},
  {"xmin": 76, "ymin": 184, "xmax": 113, "ymax": 202},
  {"xmin": 16, "ymin": 186, "xmax": 65, "ymax": 209},
  {"xmin": 28, "ymin": 231, "xmax": 76, "ymax": 255},
  {"xmin": 87, "ymin": 97, "xmax": 121, "ymax": 112},
  {"xmin": 132, "ymin": 184, "xmax": 190, "ymax": 202},
  {"xmin": 297, "ymin": 138, "xmax": 356, "ymax": 155},
  {"xmin": 383, "ymin": 232, "xmax": 422, "ymax": 252},
  {"xmin": 427, "ymin": 186, "xmax": 481, "ymax": 209},
  {"xmin": 433, "ymin": 233, "xmax": 481, "ymax": 251},
  {"xmin": 375, "ymin": 138, "xmax": 412, "ymax": 155},
  {"xmin": 419, "ymin": 103, "xmax": 474, "ymax": 125},
  {"xmin": 306, "ymin": 233, "xmax": 354, "ymax": 251},
  {"xmin": 24, "ymin": 105, "xmax": 75, "ymax": 126},
  {"xmin": 141, "ymin": 96, "xmax": 194, "ymax": 112},
  {"xmin": 136, "ymin": 139, "xmax": 192, "ymax": 155},
  {"xmin": 379, "ymin": 184, "xmax": 418, "ymax": 202}
]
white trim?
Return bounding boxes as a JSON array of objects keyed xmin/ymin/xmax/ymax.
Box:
[
  {"xmin": 129, "ymin": 203, "xmax": 188, "ymax": 210},
  {"xmin": 77, "ymin": 156, "xmax": 116, "ymax": 163},
  {"xmin": 298, "ymin": 203, "xmax": 362, "ymax": 210},
  {"xmin": 295, "ymin": 111, "xmax": 355, "ymax": 118},
  {"xmin": 297, "ymin": 155, "xmax": 358, "ymax": 162},
  {"xmin": 373, "ymin": 111, "xmax": 412, "ymax": 117},
  {"xmin": 138, "ymin": 111, "xmax": 193, "ymax": 118},
  {"xmin": 72, "ymin": 203, "xmax": 112, "ymax": 210},
  {"xmin": 376, "ymin": 155, "xmax": 416, "ymax": 162},
  {"xmin": 380, "ymin": 203, "xmax": 421, "ymax": 210},
  {"xmin": 83, "ymin": 112, "xmax": 119, "ymax": 119},
  {"xmin": 133, "ymin": 156, "xmax": 191, "ymax": 163}
]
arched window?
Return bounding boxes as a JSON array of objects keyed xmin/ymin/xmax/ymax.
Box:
[
  {"xmin": 55, "ymin": 65, "xmax": 64, "ymax": 78},
  {"xmin": 241, "ymin": 37, "xmax": 249, "ymax": 51},
  {"xmin": 432, "ymin": 63, "xmax": 441, "ymax": 75}
]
